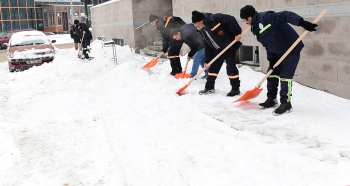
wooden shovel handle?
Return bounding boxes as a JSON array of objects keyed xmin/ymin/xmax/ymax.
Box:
[
  {"xmin": 187, "ymin": 27, "xmax": 251, "ymax": 85},
  {"xmin": 78, "ymin": 33, "xmax": 85, "ymax": 56},
  {"xmin": 183, "ymin": 58, "xmax": 191, "ymax": 72},
  {"xmin": 256, "ymin": 9, "xmax": 327, "ymax": 88}
]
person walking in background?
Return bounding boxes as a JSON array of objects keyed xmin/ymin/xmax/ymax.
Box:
[
  {"xmin": 170, "ymin": 24, "xmax": 208, "ymax": 79},
  {"xmin": 70, "ymin": 25, "xmax": 80, "ymax": 50},
  {"xmin": 149, "ymin": 14, "xmax": 185, "ymax": 76},
  {"xmin": 239, "ymin": 5, "xmax": 318, "ymax": 115},
  {"xmin": 191, "ymin": 10, "xmax": 242, "ymax": 97},
  {"xmin": 76, "ymin": 22, "xmax": 92, "ymax": 59}
]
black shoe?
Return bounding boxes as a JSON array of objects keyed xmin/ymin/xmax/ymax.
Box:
[
  {"xmin": 170, "ymin": 72, "xmax": 176, "ymax": 76},
  {"xmin": 201, "ymin": 75, "xmax": 208, "ymax": 79},
  {"xmin": 199, "ymin": 88, "xmax": 215, "ymax": 95},
  {"xmin": 273, "ymin": 102, "xmax": 292, "ymax": 115},
  {"xmin": 259, "ymin": 97, "xmax": 278, "ymax": 108},
  {"xmin": 226, "ymin": 89, "xmax": 240, "ymax": 97}
]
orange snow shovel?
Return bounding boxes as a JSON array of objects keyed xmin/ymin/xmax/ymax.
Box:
[
  {"xmin": 142, "ymin": 52, "xmax": 164, "ymax": 69},
  {"xmin": 233, "ymin": 9, "xmax": 327, "ymax": 103},
  {"xmin": 176, "ymin": 27, "xmax": 250, "ymax": 95},
  {"xmin": 175, "ymin": 58, "xmax": 191, "ymax": 79}
]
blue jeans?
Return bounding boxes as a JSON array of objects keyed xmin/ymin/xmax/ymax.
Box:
[{"xmin": 190, "ymin": 48, "xmax": 208, "ymax": 78}]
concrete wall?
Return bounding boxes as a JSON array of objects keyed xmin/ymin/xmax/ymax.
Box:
[
  {"xmin": 90, "ymin": 0, "xmax": 172, "ymax": 50},
  {"xmin": 173, "ymin": 0, "xmax": 350, "ymax": 100},
  {"xmin": 132, "ymin": 0, "xmax": 173, "ymax": 52},
  {"xmin": 90, "ymin": 0, "xmax": 134, "ymax": 47}
]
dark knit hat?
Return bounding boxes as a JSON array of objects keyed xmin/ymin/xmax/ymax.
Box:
[
  {"xmin": 74, "ymin": 20, "xmax": 79, "ymax": 24},
  {"xmin": 149, "ymin": 14, "xmax": 159, "ymax": 23},
  {"xmin": 240, "ymin": 5, "xmax": 256, "ymax": 19},
  {"xmin": 191, "ymin": 11, "xmax": 204, "ymax": 23}
]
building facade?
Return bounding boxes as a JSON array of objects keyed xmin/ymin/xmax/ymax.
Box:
[
  {"xmin": 0, "ymin": 0, "xmax": 91, "ymax": 33},
  {"xmin": 91, "ymin": 0, "xmax": 350, "ymax": 100}
]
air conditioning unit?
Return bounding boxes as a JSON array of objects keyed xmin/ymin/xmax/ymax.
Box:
[{"xmin": 238, "ymin": 45, "xmax": 259, "ymax": 66}]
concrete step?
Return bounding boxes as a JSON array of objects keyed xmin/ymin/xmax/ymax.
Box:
[
  {"xmin": 140, "ymin": 48, "xmax": 167, "ymax": 58},
  {"xmin": 154, "ymin": 41, "xmax": 162, "ymax": 46},
  {"xmin": 148, "ymin": 45, "xmax": 163, "ymax": 52}
]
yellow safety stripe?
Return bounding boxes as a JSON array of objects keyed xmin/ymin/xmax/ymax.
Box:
[
  {"xmin": 268, "ymin": 75, "xmax": 280, "ymax": 78},
  {"xmin": 211, "ymin": 23, "xmax": 221, "ymax": 31},
  {"xmin": 228, "ymin": 75, "xmax": 239, "ymax": 79},
  {"xmin": 164, "ymin": 16, "xmax": 173, "ymax": 28},
  {"xmin": 281, "ymin": 78, "xmax": 293, "ymax": 102},
  {"xmin": 208, "ymin": 73, "xmax": 218, "ymax": 76},
  {"xmin": 167, "ymin": 55, "xmax": 179, "ymax": 59},
  {"xmin": 259, "ymin": 24, "xmax": 272, "ymax": 34}
]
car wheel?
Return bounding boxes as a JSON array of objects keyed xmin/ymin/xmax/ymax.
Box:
[
  {"xmin": 0, "ymin": 43, "xmax": 3, "ymax": 50},
  {"xmin": 9, "ymin": 67, "xmax": 14, "ymax": 73}
]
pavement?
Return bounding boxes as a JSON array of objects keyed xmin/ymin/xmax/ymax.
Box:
[{"xmin": 0, "ymin": 42, "xmax": 75, "ymax": 63}]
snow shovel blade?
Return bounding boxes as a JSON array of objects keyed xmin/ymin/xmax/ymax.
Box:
[
  {"xmin": 142, "ymin": 57, "xmax": 159, "ymax": 69},
  {"xmin": 233, "ymin": 87, "xmax": 263, "ymax": 102},
  {"xmin": 175, "ymin": 72, "xmax": 191, "ymax": 79},
  {"xmin": 176, "ymin": 84, "xmax": 189, "ymax": 95}
]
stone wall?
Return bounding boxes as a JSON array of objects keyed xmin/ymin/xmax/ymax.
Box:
[
  {"xmin": 90, "ymin": 0, "xmax": 172, "ymax": 51},
  {"xmin": 173, "ymin": 0, "xmax": 350, "ymax": 99},
  {"xmin": 90, "ymin": 0, "xmax": 134, "ymax": 47}
]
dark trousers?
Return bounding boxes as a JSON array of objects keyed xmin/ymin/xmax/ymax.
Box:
[
  {"xmin": 267, "ymin": 53, "xmax": 300, "ymax": 103},
  {"xmin": 82, "ymin": 38, "xmax": 91, "ymax": 59},
  {"xmin": 205, "ymin": 46, "xmax": 240, "ymax": 90},
  {"xmin": 168, "ymin": 39, "xmax": 183, "ymax": 73}
]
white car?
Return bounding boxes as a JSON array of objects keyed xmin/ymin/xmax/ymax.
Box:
[{"xmin": 7, "ymin": 30, "xmax": 56, "ymax": 72}]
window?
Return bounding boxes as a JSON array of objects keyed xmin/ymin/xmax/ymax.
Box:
[
  {"xmin": 0, "ymin": 23, "xmax": 2, "ymax": 32},
  {"xmin": 2, "ymin": 9, "xmax": 10, "ymax": 20},
  {"xmin": 44, "ymin": 12, "xmax": 48, "ymax": 27},
  {"xmin": 12, "ymin": 21, "xmax": 20, "ymax": 30},
  {"xmin": 37, "ymin": 20, "xmax": 44, "ymax": 31},
  {"xmin": 11, "ymin": 8, "xmax": 19, "ymax": 20},
  {"xmin": 28, "ymin": 8, "xmax": 35, "ymax": 19},
  {"xmin": 57, "ymin": 13, "xmax": 62, "ymax": 26},
  {"xmin": 28, "ymin": 0, "xmax": 34, "ymax": 7},
  {"xmin": 10, "ymin": 0, "xmax": 18, "ymax": 7},
  {"xmin": 239, "ymin": 45, "xmax": 259, "ymax": 66},
  {"xmin": 19, "ymin": 0, "xmax": 26, "ymax": 7},
  {"xmin": 20, "ymin": 9, "xmax": 27, "ymax": 20},
  {"xmin": 36, "ymin": 8, "xmax": 43, "ymax": 19},
  {"xmin": 1, "ymin": 0, "xmax": 9, "ymax": 7},
  {"xmin": 29, "ymin": 21, "xmax": 37, "ymax": 30},
  {"xmin": 49, "ymin": 13, "xmax": 54, "ymax": 26},
  {"xmin": 20, "ymin": 21, "xmax": 28, "ymax": 29},
  {"xmin": 3, "ymin": 22, "xmax": 11, "ymax": 31}
]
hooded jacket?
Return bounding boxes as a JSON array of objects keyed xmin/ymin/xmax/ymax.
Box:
[{"xmin": 250, "ymin": 10, "xmax": 304, "ymax": 60}]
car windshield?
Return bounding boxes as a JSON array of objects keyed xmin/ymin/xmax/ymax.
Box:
[
  {"xmin": 0, "ymin": 32, "xmax": 5, "ymax": 38},
  {"xmin": 10, "ymin": 35, "xmax": 49, "ymax": 46}
]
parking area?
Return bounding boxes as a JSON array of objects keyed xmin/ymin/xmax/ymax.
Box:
[{"xmin": 0, "ymin": 42, "xmax": 74, "ymax": 63}]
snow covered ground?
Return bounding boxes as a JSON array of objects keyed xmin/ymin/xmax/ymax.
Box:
[{"xmin": 0, "ymin": 36, "xmax": 350, "ymax": 186}]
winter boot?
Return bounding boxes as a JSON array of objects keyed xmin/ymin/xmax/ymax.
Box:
[
  {"xmin": 226, "ymin": 88, "xmax": 240, "ymax": 97},
  {"xmin": 199, "ymin": 88, "xmax": 215, "ymax": 95},
  {"xmin": 259, "ymin": 97, "xmax": 278, "ymax": 108},
  {"xmin": 273, "ymin": 102, "xmax": 292, "ymax": 115}
]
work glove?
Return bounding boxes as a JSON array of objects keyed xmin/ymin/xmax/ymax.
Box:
[
  {"xmin": 299, "ymin": 19, "xmax": 318, "ymax": 32},
  {"xmin": 162, "ymin": 48, "xmax": 168, "ymax": 53}
]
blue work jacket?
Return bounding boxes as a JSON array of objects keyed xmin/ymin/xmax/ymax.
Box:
[{"xmin": 250, "ymin": 11, "xmax": 304, "ymax": 59}]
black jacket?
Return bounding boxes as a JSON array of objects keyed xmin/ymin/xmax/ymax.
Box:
[
  {"xmin": 156, "ymin": 16, "xmax": 185, "ymax": 52},
  {"xmin": 77, "ymin": 23, "xmax": 92, "ymax": 40},
  {"xmin": 199, "ymin": 13, "xmax": 242, "ymax": 62},
  {"xmin": 180, "ymin": 24, "xmax": 204, "ymax": 58}
]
